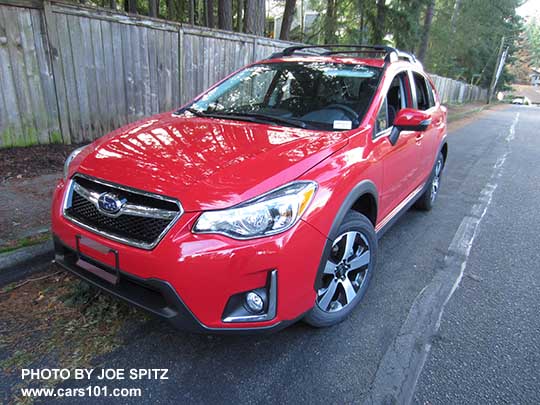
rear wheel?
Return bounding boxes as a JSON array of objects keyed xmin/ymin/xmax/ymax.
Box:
[
  {"xmin": 415, "ymin": 152, "xmax": 444, "ymax": 211},
  {"xmin": 304, "ymin": 211, "xmax": 377, "ymax": 328}
]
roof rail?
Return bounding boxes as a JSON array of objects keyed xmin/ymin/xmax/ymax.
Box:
[{"xmin": 268, "ymin": 44, "xmax": 420, "ymax": 67}]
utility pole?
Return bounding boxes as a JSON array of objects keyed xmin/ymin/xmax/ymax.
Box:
[{"xmin": 487, "ymin": 36, "xmax": 506, "ymax": 104}]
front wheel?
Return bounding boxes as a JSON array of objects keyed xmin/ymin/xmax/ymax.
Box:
[{"xmin": 304, "ymin": 211, "xmax": 377, "ymax": 328}]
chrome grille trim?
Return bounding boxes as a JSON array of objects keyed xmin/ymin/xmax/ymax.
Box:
[
  {"xmin": 72, "ymin": 182, "xmax": 178, "ymax": 220},
  {"xmin": 63, "ymin": 174, "xmax": 184, "ymax": 250}
]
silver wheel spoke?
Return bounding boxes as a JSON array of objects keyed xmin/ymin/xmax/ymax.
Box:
[
  {"xmin": 323, "ymin": 261, "xmax": 337, "ymax": 275},
  {"xmin": 341, "ymin": 278, "xmax": 357, "ymax": 304},
  {"xmin": 319, "ymin": 279, "xmax": 339, "ymax": 311},
  {"xmin": 343, "ymin": 232, "xmax": 357, "ymax": 260},
  {"xmin": 348, "ymin": 250, "xmax": 370, "ymax": 270},
  {"xmin": 435, "ymin": 160, "xmax": 442, "ymax": 176}
]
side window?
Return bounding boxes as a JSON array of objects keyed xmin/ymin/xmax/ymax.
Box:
[
  {"xmin": 412, "ymin": 72, "xmax": 434, "ymax": 110},
  {"xmin": 375, "ymin": 97, "xmax": 389, "ymax": 134},
  {"xmin": 425, "ymin": 78, "xmax": 436, "ymax": 107},
  {"xmin": 374, "ymin": 71, "xmax": 410, "ymax": 137}
]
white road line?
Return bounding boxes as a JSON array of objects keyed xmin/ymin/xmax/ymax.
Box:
[{"xmin": 364, "ymin": 112, "xmax": 520, "ymax": 405}]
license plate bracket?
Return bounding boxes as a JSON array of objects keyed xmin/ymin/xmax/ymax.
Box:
[{"xmin": 75, "ymin": 235, "xmax": 120, "ymax": 285}]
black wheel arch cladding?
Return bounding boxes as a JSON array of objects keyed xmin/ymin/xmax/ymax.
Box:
[{"xmin": 313, "ymin": 180, "xmax": 378, "ymax": 290}]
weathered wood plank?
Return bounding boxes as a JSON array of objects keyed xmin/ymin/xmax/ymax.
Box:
[
  {"xmin": 30, "ymin": 9, "xmax": 61, "ymax": 143},
  {"xmin": 110, "ymin": 20, "xmax": 127, "ymax": 126},
  {"xmin": 0, "ymin": 8, "xmax": 24, "ymax": 146},
  {"xmin": 166, "ymin": 31, "xmax": 174, "ymax": 109},
  {"xmin": 43, "ymin": 2, "xmax": 71, "ymax": 144},
  {"xmin": 147, "ymin": 28, "xmax": 157, "ymax": 114},
  {"xmin": 121, "ymin": 22, "xmax": 135, "ymax": 122},
  {"xmin": 18, "ymin": 10, "xmax": 49, "ymax": 144},
  {"xmin": 100, "ymin": 18, "xmax": 118, "ymax": 131},
  {"xmin": 3, "ymin": 6, "xmax": 38, "ymax": 145},
  {"xmin": 65, "ymin": 14, "xmax": 87, "ymax": 142},
  {"xmin": 90, "ymin": 17, "xmax": 107, "ymax": 136},
  {"xmin": 140, "ymin": 26, "xmax": 151, "ymax": 116},
  {"xmin": 79, "ymin": 16, "xmax": 99, "ymax": 141},
  {"xmin": 132, "ymin": 26, "xmax": 144, "ymax": 119}
]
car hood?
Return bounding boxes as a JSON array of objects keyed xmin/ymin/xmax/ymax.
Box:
[{"xmin": 74, "ymin": 113, "xmax": 348, "ymax": 211}]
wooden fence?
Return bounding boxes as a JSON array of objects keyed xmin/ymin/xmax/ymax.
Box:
[{"xmin": 0, "ymin": 0, "xmax": 487, "ymax": 147}]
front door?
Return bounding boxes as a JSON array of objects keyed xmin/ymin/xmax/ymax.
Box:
[{"xmin": 372, "ymin": 71, "xmax": 421, "ymax": 222}]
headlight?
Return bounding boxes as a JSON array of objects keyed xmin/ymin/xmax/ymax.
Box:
[
  {"xmin": 63, "ymin": 146, "xmax": 86, "ymax": 180},
  {"xmin": 193, "ymin": 181, "xmax": 317, "ymax": 239}
]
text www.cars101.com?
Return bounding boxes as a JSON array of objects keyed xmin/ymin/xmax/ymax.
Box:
[{"xmin": 20, "ymin": 386, "xmax": 142, "ymax": 398}]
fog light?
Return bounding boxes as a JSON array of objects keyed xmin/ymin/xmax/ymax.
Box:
[{"xmin": 245, "ymin": 291, "xmax": 264, "ymax": 313}]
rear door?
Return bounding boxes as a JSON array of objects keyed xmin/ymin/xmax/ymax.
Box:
[{"xmin": 410, "ymin": 71, "xmax": 442, "ymax": 182}]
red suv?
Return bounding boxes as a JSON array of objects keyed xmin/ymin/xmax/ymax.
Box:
[{"xmin": 52, "ymin": 45, "xmax": 447, "ymax": 333}]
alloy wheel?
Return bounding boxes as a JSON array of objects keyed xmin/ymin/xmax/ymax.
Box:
[
  {"xmin": 430, "ymin": 158, "xmax": 443, "ymax": 203},
  {"xmin": 317, "ymin": 231, "xmax": 371, "ymax": 313}
]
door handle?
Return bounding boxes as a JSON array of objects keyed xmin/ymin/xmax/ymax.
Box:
[{"xmin": 415, "ymin": 134, "xmax": 424, "ymax": 141}]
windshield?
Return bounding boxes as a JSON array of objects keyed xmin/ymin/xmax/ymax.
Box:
[{"xmin": 184, "ymin": 62, "xmax": 382, "ymax": 131}]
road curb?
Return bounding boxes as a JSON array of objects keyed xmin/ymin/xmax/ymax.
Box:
[
  {"xmin": 447, "ymin": 104, "xmax": 491, "ymax": 122},
  {"xmin": 0, "ymin": 240, "xmax": 54, "ymax": 286}
]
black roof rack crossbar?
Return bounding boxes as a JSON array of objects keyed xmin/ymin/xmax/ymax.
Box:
[
  {"xmin": 321, "ymin": 50, "xmax": 389, "ymax": 56},
  {"xmin": 276, "ymin": 44, "xmax": 394, "ymax": 57},
  {"xmin": 269, "ymin": 44, "xmax": 420, "ymax": 66}
]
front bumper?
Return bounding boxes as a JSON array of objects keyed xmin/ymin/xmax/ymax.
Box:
[
  {"xmin": 51, "ymin": 179, "xmax": 327, "ymax": 332},
  {"xmin": 54, "ymin": 237, "xmax": 297, "ymax": 334}
]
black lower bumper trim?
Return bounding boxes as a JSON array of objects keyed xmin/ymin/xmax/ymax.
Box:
[{"xmin": 53, "ymin": 235, "xmax": 293, "ymax": 334}]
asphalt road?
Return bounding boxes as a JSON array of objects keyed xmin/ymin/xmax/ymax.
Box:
[{"xmin": 17, "ymin": 105, "xmax": 540, "ymax": 403}]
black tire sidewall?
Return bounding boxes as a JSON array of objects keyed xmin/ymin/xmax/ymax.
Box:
[{"xmin": 415, "ymin": 152, "xmax": 444, "ymax": 211}]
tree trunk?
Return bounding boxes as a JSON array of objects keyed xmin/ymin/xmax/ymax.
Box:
[
  {"xmin": 324, "ymin": 0, "xmax": 336, "ymax": 44},
  {"xmin": 418, "ymin": 0, "xmax": 435, "ymax": 62},
  {"xmin": 125, "ymin": 0, "xmax": 137, "ymax": 13},
  {"xmin": 218, "ymin": 0, "xmax": 233, "ymax": 30},
  {"xmin": 149, "ymin": 0, "xmax": 158, "ymax": 17},
  {"xmin": 110, "ymin": 0, "xmax": 117, "ymax": 9},
  {"xmin": 236, "ymin": 0, "xmax": 244, "ymax": 31},
  {"xmin": 188, "ymin": 0, "xmax": 195, "ymax": 24},
  {"xmin": 357, "ymin": 0, "xmax": 364, "ymax": 43},
  {"xmin": 279, "ymin": 0, "xmax": 296, "ymax": 40},
  {"xmin": 450, "ymin": 0, "xmax": 461, "ymax": 34},
  {"xmin": 206, "ymin": 0, "xmax": 215, "ymax": 27},
  {"xmin": 245, "ymin": 0, "xmax": 265, "ymax": 35},
  {"xmin": 167, "ymin": 0, "xmax": 174, "ymax": 20},
  {"xmin": 372, "ymin": 0, "xmax": 385, "ymax": 44}
]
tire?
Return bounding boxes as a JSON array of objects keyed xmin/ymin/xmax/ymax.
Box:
[
  {"xmin": 304, "ymin": 211, "xmax": 377, "ymax": 328},
  {"xmin": 414, "ymin": 152, "xmax": 444, "ymax": 211}
]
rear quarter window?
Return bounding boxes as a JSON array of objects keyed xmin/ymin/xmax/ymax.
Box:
[{"xmin": 412, "ymin": 72, "xmax": 435, "ymax": 110}]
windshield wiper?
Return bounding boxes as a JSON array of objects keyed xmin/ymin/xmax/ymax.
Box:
[
  {"xmin": 230, "ymin": 112, "xmax": 307, "ymax": 129},
  {"xmin": 184, "ymin": 107, "xmax": 206, "ymax": 117},
  {"xmin": 182, "ymin": 108, "xmax": 307, "ymax": 129}
]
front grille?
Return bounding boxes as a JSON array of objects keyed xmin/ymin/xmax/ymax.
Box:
[{"xmin": 63, "ymin": 175, "xmax": 183, "ymax": 249}]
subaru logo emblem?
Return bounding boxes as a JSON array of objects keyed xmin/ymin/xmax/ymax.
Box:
[{"xmin": 97, "ymin": 192, "xmax": 126, "ymax": 215}]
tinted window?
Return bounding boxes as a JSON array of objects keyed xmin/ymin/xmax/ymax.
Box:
[
  {"xmin": 413, "ymin": 72, "xmax": 434, "ymax": 110},
  {"xmin": 375, "ymin": 72, "xmax": 410, "ymax": 136},
  {"xmin": 425, "ymin": 78, "xmax": 436, "ymax": 107}
]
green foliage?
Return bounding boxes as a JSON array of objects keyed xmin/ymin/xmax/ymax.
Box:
[
  {"xmin": 427, "ymin": 0, "xmax": 522, "ymax": 88},
  {"xmin": 526, "ymin": 19, "xmax": 540, "ymax": 67},
  {"xmin": 283, "ymin": 0, "xmax": 524, "ymax": 88}
]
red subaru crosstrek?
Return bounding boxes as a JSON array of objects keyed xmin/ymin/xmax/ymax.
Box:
[{"xmin": 52, "ymin": 45, "xmax": 447, "ymax": 333}]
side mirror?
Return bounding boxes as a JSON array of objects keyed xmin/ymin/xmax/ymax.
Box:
[{"xmin": 389, "ymin": 108, "xmax": 432, "ymax": 146}]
